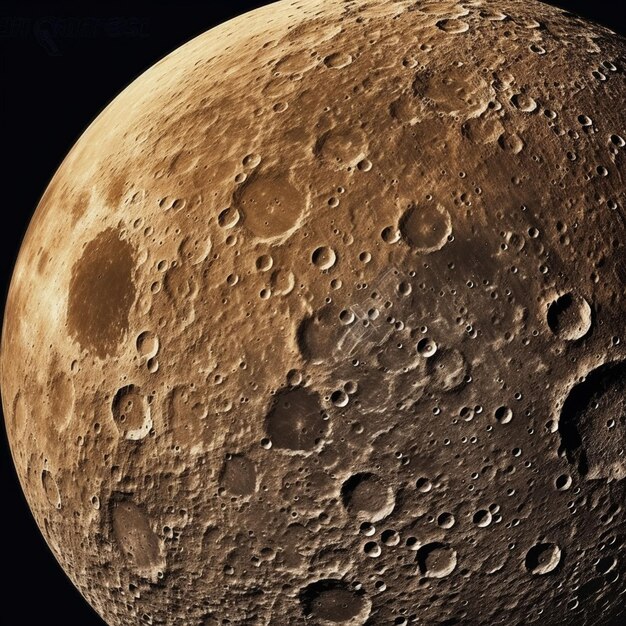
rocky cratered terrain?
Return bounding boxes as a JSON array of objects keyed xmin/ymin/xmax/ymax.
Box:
[{"xmin": 2, "ymin": 0, "xmax": 626, "ymax": 624}]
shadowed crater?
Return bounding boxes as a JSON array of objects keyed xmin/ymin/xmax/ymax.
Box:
[
  {"xmin": 524, "ymin": 542, "xmax": 562, "ymax": 575},
  {"xmin": 547, "ymin": 292, "xmax": 592, "ymax": 341},
  {"xmin": 340, "ymin": 472, "xmax": 395, "ymax": 521},
  {"xmin": 265, "ymin": 386, "xmax": 327, "ymax": 451},
  {"xmin": 558, "ymin": 360, "xmax": 626, "ymax": 480},
  {"xmin": 299, "ymin": 579, "xmax": 370, "ymax": 623}
]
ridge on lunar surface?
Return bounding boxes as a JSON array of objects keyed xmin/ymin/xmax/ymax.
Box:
[{"xmin": 1, "ymin": 0, "xmax": 626, "ymax": 624}]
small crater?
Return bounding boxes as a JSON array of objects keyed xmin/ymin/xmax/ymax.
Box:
[
  {"xmin": 324, "ymin": 52, "xmax": 353, "ymax": 69},
  {"xmin": 413, "ymin": 65, "xmax": 491, "ymax": 118},
  {"xmin": 136, "ymin": 331, "xmax": 159, "ymax": 359},
  {"xmin": 381, "ymin": 529, "xmax": 400, "ymax": 545},
  {"xmin": 265, "ymin": 387, "xmax": 327, "ymax": 451},
  {"xmin": 480, "ymin": 8, "xmax": 508, "ymax": 20},
  {"xmin": 299, "ymin": 579, "xmax": 371, "ymax": 623},
  {"xmin": 341, "ymin": 472, "xmax": 395, "ymax": 522},
  {"xmin": 178, "ymin": 233, "xmax": 211, "ymax": 265},
  {"xmin": 417, "ymin": 337, "xmax": 438, "ymax": 357},
  {"xmin": 473, "ymin": 509, "xmax": 492, "ymax": 527},
  {"xmin": 596, "ymin": 556, "xmax": 616, "ymax": 574},
  {"xmin": 270, "ymin": 268, "xmax": 295, "ymax": 295},
  {"xmin": 416, "ymin": 477, "xmax": 432, "ymax": 493},
  {"xmin": 525, "ymin": 543, "xmax": 562, "ymax": 575},
  {"xmin": 416, "ymin": 542, "xmax": 458, "ymax": 578},
  {"xmin": 233, "ymin": 170, "xmax": 305, "ymax": 240},
  {"xmin": 547, "ymin": 292, "xmax": 592, "ymax": 341},
  {"xmin": 495, "ymin": 405, "xmax": 513, "ymax": 424},
  {"xmin": 274, "ymin": 50, "xmax": 318, "ymax": 74},
  {"xmin": 297, "ymin": 306, "xmax": 344, "ymax": 364},
  {"xmin": 399, "ymin": 203, "xmax": 452, "ymax": 253},
  {"xmin": 12, "ymin": 391, "xmax": 28, "ymax": 433},
  {"xmin": 363, "ymin": 541, "xmax": 380, "ymax": 557},
  {"xmin": 314, "ymin": 128, "xmax": 367, "ymax": 170},
  {"xmin": 255, "ymin": 254, "xmax": 273, "ymax": 272},
  {"xmin": 164, "ymin": 264, "xmax": 199, "ymax": 303},
  {"xmin": 437, "ymin": 512, "xmax": 455, "ymax": 529},
  {"xmin": 511, "ymin": 93, "xmax": 538, "ymax": 112},
  {"xmin": 498, "ymin": 132, "xmax": 525, "ymax": 154},
  {"xmin": 111, "ymin": 384, "xmax": 152, "ymax": 441},
  {"xmin": 555, "ymin": 474, "xmax": 572, "ymax": 490},
  {"xmin": 331, "ymin": 389, "xmax": 349, "ymax": 407},
  {"xmin": 42, "ymin": 470, "xmax": 61, "ymax": 509},
  {"xmin": 165, "ymin": 384, "xmax": 208, "ymax": 443},
  {"xmin": 436, "ymin": 18, "xmax": 469, "ymax": 33},
  {"xmin": 312, "ymin": 246, "xmax": 337, "ymax": 270},
  {"xmin": 217, "ymin": 207, "xmax": 241, "ymax": 229}
]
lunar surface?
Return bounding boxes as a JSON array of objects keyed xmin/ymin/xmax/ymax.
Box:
[{"xmin": 1, "ymin": 0, "xmax": 625, "ymax": 624}]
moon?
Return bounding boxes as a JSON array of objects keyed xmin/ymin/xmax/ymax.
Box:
[{"xmin": 2, "ymin": 0, "xmax": 625, "ymax": 624}]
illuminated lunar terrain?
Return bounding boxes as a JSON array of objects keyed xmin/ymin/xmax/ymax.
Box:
[{"xmin": 1, "ymin": 0, "xmax": 625, "ymax": 624}]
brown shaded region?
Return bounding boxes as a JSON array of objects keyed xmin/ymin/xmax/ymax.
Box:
[
  {"xmin": 265, "ymin": 386, "xmax": 327, "ymax": 450},
  {"xmin": 71, "ymin": 190, "xmax": 91, "ymax": 221},
  {"xmin": 110, "ymin": 496, "xmax": 164, "ymax": 577},
  {"xmin": 104, "ymin": 174, "xmax": 127, "ymax": 209},
  {"xmin": 67, "ymin": 228, "xmax": 136, "ymax": 358},
  {"xmin": 219, "ymin": 454, "xmax": 257, "ymax": 496}
]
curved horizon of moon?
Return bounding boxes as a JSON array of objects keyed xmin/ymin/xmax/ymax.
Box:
[{"xmin": 1, "ymin": 0, "xmax": 625, "ymax": 624}]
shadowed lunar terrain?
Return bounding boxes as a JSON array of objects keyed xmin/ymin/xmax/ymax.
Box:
[{"xmin": 1, "ymin": 0, "xmax": 625, "ymax": 624}]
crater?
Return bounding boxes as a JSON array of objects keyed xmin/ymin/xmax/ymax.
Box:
[
  {"xmin": 265, "ymin": 386, "xmax": 327, "ymax": 451},
  {"xmin": 436, "ymin": 18, "xmax": 470, "ymax": 33},
  {"xmin": 413, "ymin": 65, "xmax": 492, "ymax": 119},
  {"xmin": 416, "ymin": 542, "xmax": 458, "ymax": 578},
  {"xmin": 324, "ymin": 52, "xmax": 353, "ymax": 69},
  {"xmin": 559, "ymin": 360, "xmax": 626, "ymax": 480},
  {"xmin": 399, "ymin": 203, "xmax": 452, "ymax": 253},
  {"xmin": 233, "ymin": 169, "xmax": 305, "ymax": 240},
  {"xmin": 299, "ymin": 579, "xmax": 371, "ymax": 623},
  {"xmin": 426, "ymin": 347, "xmax": 469, "ymax": 392},
  {"xmin": 111, "ymin": 384, "xmax": 152, "ymax": 441},
  {"xmin": 313, "ymin": 127, "xmax": 367, "ymax": 170},
  {"xmin": 341, "ymin": 472, "xmax": 395, "ymax": 522},
  {"xmin": 525, "ymin": 542, "xmax": 562, "ymax": 575},
  {"xmin": 12, "ymin": 391, "xmax": 28, "ymax": 434},
  {"xmin": 164, "ymin": 264, "xmax": 200, "ymax": 302},
  {"xmin": 136, "ymin": 330, "xmax": 159, "ymax": 359},
  {"xmin": 165, "ymin": 384, "xmax": 208, "ymax": 442},
  {"xmin": 547, "ymin": 292, "xmax": 592, "ymax": 341},
  {"xmin": 111, "ymin": 497, "xmax": 165, "ymax": 580},
  {"xmin": 42, "ymin": 470, "xmax": 61, "ymax": 509},
  {"xmin": 297, "ymin": 305, "xmax": 346, "ymax": 364}
]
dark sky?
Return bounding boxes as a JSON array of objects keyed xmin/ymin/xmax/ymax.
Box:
[{"xmin": 0, "ymin": 2, "xmax": 624, "ymax": 625}]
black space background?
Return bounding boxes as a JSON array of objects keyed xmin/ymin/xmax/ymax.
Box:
[{"xmin": 0, "ymin": 2, "xmax": 624, "ymax": 625}]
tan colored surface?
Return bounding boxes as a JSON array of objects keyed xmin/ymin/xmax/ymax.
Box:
[{"xmin": 2, "ymin": 0, "xmax": 626, "ymax": 624}]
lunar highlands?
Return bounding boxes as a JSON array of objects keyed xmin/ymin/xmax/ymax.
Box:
[{"xmin": 2, "ymin": 0, "xmax": 626, "ymax": 624}]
